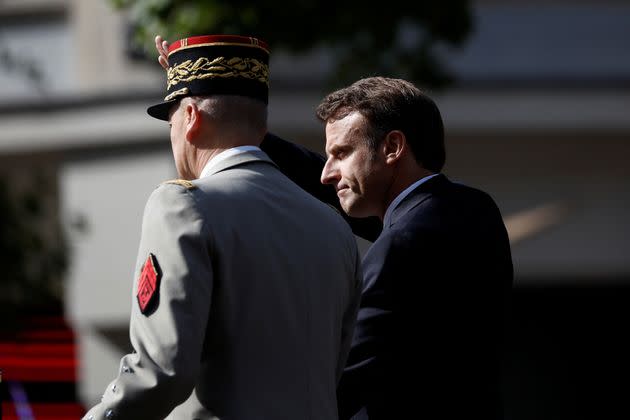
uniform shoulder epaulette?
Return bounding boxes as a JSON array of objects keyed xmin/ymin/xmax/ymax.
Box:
[{"xmin": 160, "ymin": 179, "xmax": 197, "ymax": 190}]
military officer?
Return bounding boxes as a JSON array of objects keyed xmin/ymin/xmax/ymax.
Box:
[{"xmin": 83, "ymin": 34, "xmax": 362, "ymax": 420}]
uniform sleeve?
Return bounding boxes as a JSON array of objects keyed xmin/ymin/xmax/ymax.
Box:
[
  {"xmin": 83, "ymin": 183, "xmax": 213, "ymax": 420},
  {"xmin": 336, "ymin": 243, "xmax": 363, "ymax": 384}
]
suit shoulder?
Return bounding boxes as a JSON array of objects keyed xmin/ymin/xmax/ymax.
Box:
[
  {"xmin": 446, "ymin": 179, "xmax": 497, "ymax": 205},
  {"xmin": 324, "ymin": 202, "xmax": 342, "ymax": 216}
]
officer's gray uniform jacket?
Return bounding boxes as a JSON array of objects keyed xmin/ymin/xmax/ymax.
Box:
[{"xmin": 84, "ymin": 150, "xmax": 362, "ymax": 420}]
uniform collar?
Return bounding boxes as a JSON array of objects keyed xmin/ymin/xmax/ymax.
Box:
[{"xmin": 199, "ymin": 145, "xmax": 262, "ymax": 179}]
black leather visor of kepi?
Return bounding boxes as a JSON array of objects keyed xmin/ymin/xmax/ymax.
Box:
[{"xmin": 147, "ymin": 34, "xmax": 270, "ymax": 121}]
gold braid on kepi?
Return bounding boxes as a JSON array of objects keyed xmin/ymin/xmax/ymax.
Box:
[
  {"xmin": 147, "ymin": 35, "xmax": 270, "ymax": 121},
  {"xmin": 166, "ymin": 57, "xmax": 269, "ymax": 91}
]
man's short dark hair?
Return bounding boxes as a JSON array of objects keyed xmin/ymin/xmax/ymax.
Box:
[{"xmin": 316, "ymin": 77, "xmax": 445, "ymax": 172}]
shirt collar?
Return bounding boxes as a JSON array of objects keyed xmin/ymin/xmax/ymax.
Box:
[
  {"xmin": 199, "ymin": 145, "xmax": 261, "ymax": 179},
  {"xmin": 383, "ymin": 173, "xmax": 440, "ymax": 227}
]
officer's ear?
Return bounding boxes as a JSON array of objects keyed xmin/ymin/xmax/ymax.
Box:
[
  {"xmin": 382, "ymin": 130, "xmax": 406, "ymax": 165},
  {"xmin": 183, "ymin": 101, "xmax": 202, "ymax": 143}
]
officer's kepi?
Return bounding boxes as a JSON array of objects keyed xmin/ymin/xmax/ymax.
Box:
[{"xmin": 147, "ymin": 34, "xmax": 270, "ymax": 121}]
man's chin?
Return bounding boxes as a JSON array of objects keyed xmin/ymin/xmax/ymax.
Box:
[{"xmin": 342, "ymin": 204, "xmax": 371, "ymax": 219}]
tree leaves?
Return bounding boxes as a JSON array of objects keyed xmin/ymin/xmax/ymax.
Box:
[{"xmin": 111, "ymin": 0, "xmax": 473, "ymax": 89}]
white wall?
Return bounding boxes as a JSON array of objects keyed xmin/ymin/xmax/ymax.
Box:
[{"xmin": 60, "ymin": 151, "xmax": 175, "ymax": 405}]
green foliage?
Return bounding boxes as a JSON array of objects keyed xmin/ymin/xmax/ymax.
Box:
[{"xmin": 110, "ymin": 0, "xmax": 473, "ymax": 88}]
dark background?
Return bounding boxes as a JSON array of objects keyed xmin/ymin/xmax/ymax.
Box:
[{"xmin": 505, "ymin": 283, "xmax": 630, "ymax": 420}]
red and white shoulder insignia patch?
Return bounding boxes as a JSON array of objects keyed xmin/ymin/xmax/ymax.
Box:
[{"xmin": 137, "ymin": 253, "xmax": 161, "ymax": 315}]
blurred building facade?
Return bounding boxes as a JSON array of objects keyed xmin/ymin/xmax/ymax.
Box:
[{"xmin": 0, "ymin": 0, "xmax": 628, "ymax": 419}]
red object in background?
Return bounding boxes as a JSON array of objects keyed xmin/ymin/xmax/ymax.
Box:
[{"xmin": 0, "ymin": 314, "xmax": 86, "ymax": 419}]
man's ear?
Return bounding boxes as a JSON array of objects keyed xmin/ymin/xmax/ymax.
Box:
[
  {"xmin": 383, "ymin": 130, "xmax": 406, "ymax": 165},
  {"xmin": 184, "ymin": 102, "xmax": 202, "ymax": 143}
]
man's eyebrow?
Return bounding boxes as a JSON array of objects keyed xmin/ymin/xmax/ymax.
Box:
[{"xmin": 327, "ymin": 144, "xmax": 350, "ymax": 155}]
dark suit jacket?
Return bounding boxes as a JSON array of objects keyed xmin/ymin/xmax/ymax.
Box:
[
  {"xmin": 337, "ymin": 174, "xmax": 513, "ymax": 419},
  {"xmin": 261, "ymin": 133, "xmax": 513, "ymax": 420}
]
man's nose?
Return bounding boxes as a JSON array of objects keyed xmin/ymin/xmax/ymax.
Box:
[{"xmin": 320, "ymin": 159, "xmax": 337, "ymax": 185}]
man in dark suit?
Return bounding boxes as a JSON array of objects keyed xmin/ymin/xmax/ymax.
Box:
[
  {"xmin": 156, "ymin": 38, "xmax": 512, "ymax": 419},
  {"xmin": 267, "ymin": 77, "xmax": 513, "ymax": 419}
]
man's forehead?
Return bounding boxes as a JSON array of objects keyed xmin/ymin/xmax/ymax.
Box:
[
  {"xmin": 327, "ymin": 112, "xmax": 364, "ymax": 135},
  {"xmin": 329, "ymin": 111, "xmax": 364, "ymax": 128},
  {"xmin": 325, "ymin": 120, "xmax": 364, "ymax": 155}
]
